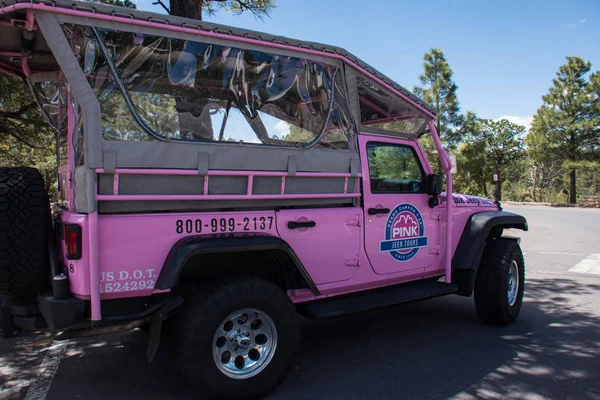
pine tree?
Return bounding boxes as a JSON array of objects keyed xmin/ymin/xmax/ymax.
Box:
[
  {"xmin": 413, "ymin": 48, "xmax": 461, "ymax": 149},
  {"xmin": 529, "ymin": 56, "xmax": 600, "ymax": 203}
]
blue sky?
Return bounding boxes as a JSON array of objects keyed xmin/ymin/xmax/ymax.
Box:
[{"xmin": 134, "ymin": 0, "xmax": 599, "ymax": 130}]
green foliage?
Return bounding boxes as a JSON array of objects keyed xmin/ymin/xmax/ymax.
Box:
[
  {"xmin": 170, "ymin": 0, "xmax": 275, "ymax": 21},
  {"xmin": 452, "ymin": 118, "xmax": 525, "ymax": 200},
  {"xmin": 283, "ymin": 125, "xmax": 314, "ymax": 143},
  {"xmin": 99, "ymin": 0, "xmax": 136, "ymax": 8},
  {"xmin": 528, "ymin": 56, "xmax": 600, "ymax": 203},
  {"xmin": 525, "ymin": 130, "xmax": 565, "ymax": 202},
  {"xmin": 130, "ymin": 92, "xmax": 178, "ymax": 137},
  {"xmin": 215, "ymin": 0, "xmax": 275, "ymax": 18},
  {"xmin": 418, "ymin": 134, "xmax": 439, "ymax": 171},
  {"xmin": 99, "ymin": 91, "xmax": 143, "ymax": 139},
  {"xmin": 454, "ymin": 138, "xmax": 488, "ymax": 197},
  {"xmin": 413, "ymin": 48, "xmax": 461, "ymax": 149},
  {"xmin": 368, "ymin": 146, "xmax": 422, "ymax": 181},
  {"xmin": 479, "ymin": 119, "xmax": 526, "ymax": 176},
  {"xmin": 422, "ymin": 111, "xmax": 479, "ymax": 178},
  {"xmin": 0, "ymin": 75, "xmax": 57, "ymax": 199}
]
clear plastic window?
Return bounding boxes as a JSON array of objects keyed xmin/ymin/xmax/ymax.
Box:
[
  {"xmin": 57, "ymin": 77, "xmax": 68, "ymax": 166},
  {"xmin": 31, "ymin": 77, "xmax": 84, "ymax": 167},
  {"xmin": 63, "ymin": 24, "xmax": 353, "ymax": 149},
  {"xmin": 64, "ymin": 25, "xmax": 150, "ymax": 142},
  {"xmin": 71, "ymin": 93, "xmax": 85, "ymax": 167},
  {"xmin": 358, "ymin": 77, "xmax": 426, "ymax": 135},
  {"xmin": 31, "ymin": 80, "xmax": 60, "ymax": 129},
  {"xmin": 367, "ymin": 142, "xmax": 424, "ymax": 193}
]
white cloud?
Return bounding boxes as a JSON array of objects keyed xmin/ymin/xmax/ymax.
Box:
[
  {"xmin": 273, "ymin": 120, "xmax": 291, "ymax": 138},
  {"xmin": 495, "ymin": 116, "xmax": 533, "ymax": 131},
  {"xmin": 568, "ymin": 19, "xmax": 586, "ymax": 27}
]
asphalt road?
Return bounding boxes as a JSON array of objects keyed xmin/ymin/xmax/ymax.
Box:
[{"xmin": 1, "ymin": 205, "xmax": 599, "ymax": 400}]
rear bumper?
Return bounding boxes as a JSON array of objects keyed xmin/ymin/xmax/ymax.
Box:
[
  {"xmin": 38, "ymin": 294, "xmax": 86, "ymax": 329},
  {"xmin": 2, "ymin": 294, "xmax": 85, "ymax": 337}
]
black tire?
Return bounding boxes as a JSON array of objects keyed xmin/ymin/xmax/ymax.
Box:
[
  {"xmin": 0, "ymin": 167, "xmax": 50, "ymax": 297},
  {"xmin": 176, "ymin": 276, "xmax": 301, "ymax": 400},
  {"xmin": 474, "ymin": 238, "xmax": 525, "ymax": 325}
]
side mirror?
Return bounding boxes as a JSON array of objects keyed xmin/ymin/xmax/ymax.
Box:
[
  {"xmin": 427, "ymin": 174, "xmax": 442, "ymax": 208},
  {"xmin": 427, "ymin": 174, "xmax": 442, "ymax": 196}
]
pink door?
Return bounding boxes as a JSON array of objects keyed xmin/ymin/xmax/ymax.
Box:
[
  {"xmin": 277, "ymin": 208, "xmax": 362, "ymax": 285},
  {"xmin": 359, "ymin": 135, "xmax": 440, "ymax": 277}
]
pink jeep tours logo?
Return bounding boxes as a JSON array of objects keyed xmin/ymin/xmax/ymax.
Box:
[{"xmin": 380, "ymin": 203, "xmax": 428, "ymax": 262}]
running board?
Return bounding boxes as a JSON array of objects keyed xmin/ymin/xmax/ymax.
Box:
[{"xmin": 297, "ymin": 280, "xmax": 458, "ymax": 319}]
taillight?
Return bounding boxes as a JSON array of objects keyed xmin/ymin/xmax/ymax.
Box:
[{"xmin": 64, "ymin": 224, "xmax": 82, "ymax": 260}]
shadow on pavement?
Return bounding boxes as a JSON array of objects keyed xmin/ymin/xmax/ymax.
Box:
[
  {"xmin": 277, "ymin": 278, "xmax": 600, "ymax": 400},
  {"xmin": 0, "ymin": 331, "xmax": 54, "ymax": 399},
  {"xmin": 2, "ymin": 277, "xmax": 599, "ymax": 400}
]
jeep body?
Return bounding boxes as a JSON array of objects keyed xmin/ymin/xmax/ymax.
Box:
[{"xmin": 0, "ymin": 2, "xmax": 528, "ymax": 398}]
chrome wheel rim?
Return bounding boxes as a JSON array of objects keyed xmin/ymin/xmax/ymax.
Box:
[
  {"xmin": 507, "ymin": 260, "xmax": 519, "ymax": 306},
  {"xmin": 212, "ymin": 308, "xmax": 278, "ymax": 379}
]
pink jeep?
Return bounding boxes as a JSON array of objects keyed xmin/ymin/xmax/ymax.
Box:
[{"xmin": 0, "ymin": 1, "xmax": 527, "ymax": 398}]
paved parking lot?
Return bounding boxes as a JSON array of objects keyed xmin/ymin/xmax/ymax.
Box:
[{"xmin": 1, "ymin": 205, "xmax": 600, "ymax": 400}]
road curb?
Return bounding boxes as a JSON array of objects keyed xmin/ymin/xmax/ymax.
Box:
[{"xmin": 502, "ymin": 201, "xmax": 579, "ymax": 207}]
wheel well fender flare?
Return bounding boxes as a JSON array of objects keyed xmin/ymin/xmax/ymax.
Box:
[
  {"xmin": 452, "ymin": 211, "xmax": 527, "ymax": 296},
  {"xmin": 155, "ymin": 235, "xmax": 320, "ymax": 295}
]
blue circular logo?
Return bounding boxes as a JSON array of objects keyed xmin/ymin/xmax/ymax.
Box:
[{"xmin": 381, "ymin": 203, "xmax": 427, "ymax": 262}]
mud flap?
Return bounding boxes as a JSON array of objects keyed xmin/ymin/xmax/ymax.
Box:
[
  {"xmin": 146, "ymin": 312, "xmax": 162, "ymax": 364},
  {"xmin": 146, "ymin": 297, "xmax": 183, "ymax": 363}
]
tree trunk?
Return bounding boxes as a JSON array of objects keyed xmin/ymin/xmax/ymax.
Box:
[
  {"xmin": 569, "ymin": 169, "xmax": 577, "ymax": 204},
  {"xmin": 481, "ymin": 176, "xmax": 488, "ymax": 198},
  {"xmin": 530, "ymin": 167, "xmax": 538, "ymax": 202},
  {"xmin": 170, "ymin": 0, "xmax": 203, "ymax": 20}
]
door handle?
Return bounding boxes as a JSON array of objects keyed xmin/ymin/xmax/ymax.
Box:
[
  {"xmin": 287, "ymin": 221, "xmax": 316, "ymax": 229},
  {"xmin": 368, "ymin": 208, "xmax": 390, "ymax": 215}
]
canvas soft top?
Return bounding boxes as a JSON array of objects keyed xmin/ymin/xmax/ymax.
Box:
[{"xmin": 0, "ymin": 0, "xmax": 435, "ymax": 118}]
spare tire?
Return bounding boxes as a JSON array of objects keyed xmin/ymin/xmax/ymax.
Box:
[{"xmin": 0, "ymin": 167, "xmax": 50, "ymax": 296}]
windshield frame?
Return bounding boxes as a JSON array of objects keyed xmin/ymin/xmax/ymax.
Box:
[{"xmin": 356, "ymin": 75, "xmax": 430, "ymax": 138}]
